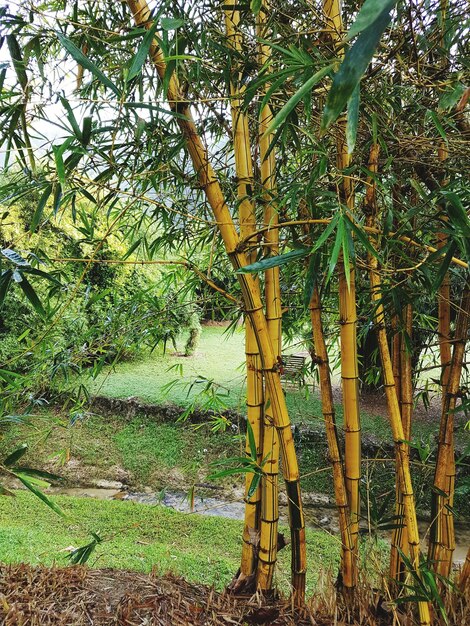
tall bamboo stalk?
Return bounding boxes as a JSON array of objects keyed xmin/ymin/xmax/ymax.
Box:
[
  {"xmin": 432, "ymin": 141, "xmax": 454, "ymax": 576},
  {"xmin": 256, "ymin": 1, "xmax": 282, "ymax": 592},
  {"xmin": 224, "ymin": 6, "xmax": 264, "ymax": 585},
  {"xmin": 322, "ymin": 0, "xmax": 361, "ymax": 565},
  {"xmin": 309, "ymin": 286, "xmax": 356, "ymax": 588},
  {"xmin": 363, "ymin": 143, "xmax": 431, "ymax": 626},
  {"xmin": 429, "ymin": 285, "xmax": 470, "ymax": 576},
  {"xmin": 126, "ymin": 0, "xmax": 306, "ymax": 602},
  {"xmin": 390, "ymin": 304, "xmax": 413, "ymax": 580}
]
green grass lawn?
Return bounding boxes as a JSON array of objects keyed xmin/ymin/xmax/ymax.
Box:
[
  {"xmin": 0, "ymin": 491, "xmax": 344, "ymax": 593},
  {"xmin": 88, "ymin": 325, "xmax": 450, "ymax": 445}
]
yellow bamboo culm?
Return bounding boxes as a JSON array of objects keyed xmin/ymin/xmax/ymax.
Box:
[
  {"xmin": 224, "ymin": 5, "xmax": 264, "ymax": 585},
  {"xmin": 322, "ymin": 0, "xmax": 361, "ymax": 569},
  {"xmin": 256, "ymin": 0, "xmax": 282, "ymax": 592},
  {"xmin": 389, "ymin": 305, "xmax": 413, "ymax": 581},
  {"xmin": 125, "ymin": 0, "xmax": 306, "ymax": 603},
  {"xmin": 429, "ymin": 140, "xmax": 454, "ymax": 577},
  {"xmin": 309, "ymin": 287, "xmax": 356, "ymax": 588},
  {"xmin": 429, "ymin": 285, "xmax": 470, "ymax": 577},
  {"xmin": 363, "ymin": 144, "xmax": 431, "ymax": 625}
]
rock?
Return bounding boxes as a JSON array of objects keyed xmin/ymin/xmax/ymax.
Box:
[
  {"xmin": 110, "ymin": 466, "xmax": 130, "ymax": 483},
  {"xmin": 93, "ymin": 479, "xmax": 123, "ymax": 490},
  {"xmin": 143, "ymin": 486, "xmax": 153, "ymax": 494}
]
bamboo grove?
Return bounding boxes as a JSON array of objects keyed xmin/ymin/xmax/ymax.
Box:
[{"xmin": 0, "ymin": 0, "xmax": 469, "ymax": 623}]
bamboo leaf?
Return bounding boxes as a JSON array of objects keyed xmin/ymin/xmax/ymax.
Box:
[
  {"xmin": 346, "ymin": 84, "xmax": 360, "ymax": 155},
  {"xmin": 303, "ymin": 254, "xmax": 320, "ymax": 309},
  {"xmin": 429, "ymin": 110, "xmax": 447, "ymax": 141},
  {"xmin": 121, "ymin": 238, "xmax": 142, "ymax": 260},
  {"xmin": 246, "ymin": 420, "xmax": 257, "ymax": 462},
  {"xmin": 265, "ymin": 65, "xmax": 332, "ymax": 137},
  {"xmin": 1, "ymin": 248, "xmax": 30, "ymax": 266},
  {"xmin": 347, "ymin": 0, "xmax": 397, "ymax": 39},
  {"xmin": 321, "ymin": 6, "xmax": 394, "ymax": 130},
  {"xmin": 30, "ymin": 183, "xmax": 52, "ymax": 232},
  {"xmin": 57, "ymin": 33, "xmax": 121, "ymax": 97},
  {"xmin": 161, "ymin": 17, "xmax": 184, "ymax": 30},
  {"xmin": 340, "ymin": 217, "xmax": 351, "ymax": 289},
  {"xmin": 250, "ymin": 0, "xmax": 262, "ymax": 16},
  {"xmin": 343, "ymin": 214, "xmax": 380, "ymax": 259},
  {"xmin": 59, "ymin": 95, "xmax": 82, "ymax": 140},
  {"xmin": 432, "ymin": 241, "xmax": 457, "ymax": 292},
  {"xmin": 66, "ymin": 533, "xmax": 103, "ymax": 564},
  {"xmin": 23, "ymin": 267, "xmax": 61, "ymax": 285},
  {"xmin": 53, "ymin": 145, "xmax": 66, "ymax": 185},
  {"xmin": 247, "ymin": 472, "xmax": 261, "ymax": 499},
  {"xmin": 237, "ymin": 247, "xmax": 310, "ymax": 274},
  {"xmin": 3, "ymin": 443, "xmax": 28, "ymax": 467},
  {"xmin": 327, "ymin": 215, "xmax": 344, "ymax": 283},
  {"xmin": 127, "ymin": 20, "xmax": 159, "ymax": 82},
  {"xmin": 81, "ymin": 117, "xmax": 92, "ymax": 147},
  {"xmin": 310, "ymin": 213, "xmax": 340, "ymax": 254},
  {"xmin": 6, "ymin": 35, "xmax": 28, "ymax": 90},
  {"xmin": 0, "ymin": 270, "xmax": 13, "ymax": 307},
  {"xmin": 14, "ymin": 473, "xmax": 66, "ymax": 517},
  {"xmin": 438, "ymin": 82, "xmax": 465, "ymax": 112},
  {"xmin": 18, "ymin": 275, "xmax": 46, "ymax": 318}
]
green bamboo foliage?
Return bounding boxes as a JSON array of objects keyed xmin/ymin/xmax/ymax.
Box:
[
  {"xmin": 256, "ymin": 1, "xmax": 282, "ymax": 592},
  {"xmin": 126, "ymin": 0, "xmax": 306, "ymax": 603},
  {"xmin": 429, "ymin": 284, "xmax": 470, "ymax": 576},
  {"xmin": 224, "ymin": 5, "xmax": 264, "ymax": 586},
  {"xmin": 363, "ymin": 143, "xmax": 431, "ymax": 626}
]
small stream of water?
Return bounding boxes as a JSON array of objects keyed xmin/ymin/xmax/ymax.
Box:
[{"xmin": 46, "ymin": 485, "xmax": 469, "ymax": 565}]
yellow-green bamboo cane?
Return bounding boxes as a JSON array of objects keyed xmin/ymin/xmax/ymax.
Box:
[
  {"xmin": 390, "ymin": 305, "xmax": 413, "ymax": 581},
  {"xmin": 363, "ymin": 146, "xmax": 431, "ymax": 625},
  {"xmin": 323, "ymin": 0, "xmax": 361, "ymax": 563},
  {"xmin": 256, "ymin": 0, "xmax": 282, "ymax": 592},
  {"xmin": 429, "ymin": 285, "xmax": 470, "ymax": 576},
  {"xmin": 433, "ymin": 141, "xmax": 454, "ymax": 575},
  {"xmin": 224, "ymin": 5, "xmax": 264, "ymax": 584},
  {"xmin": 309, "ymin": 286, "xmax": 356, "ymax": 588},
  {"xmin": 126, "ymin": 0, "xmax": 306, "ymax": 602}
]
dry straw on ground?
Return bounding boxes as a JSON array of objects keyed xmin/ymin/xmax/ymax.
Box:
[{"xmin": 0, "ymin": 564, "xmax": 468, "ymax": 625}]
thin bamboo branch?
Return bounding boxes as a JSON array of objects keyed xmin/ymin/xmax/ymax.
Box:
[
  {"xmin": 237, "ymin": 220, "xmax": 468, "ymax": 270},
  {"xmin": 50, "ymin": 257, "xmax": 238, "ymax": 303}
]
